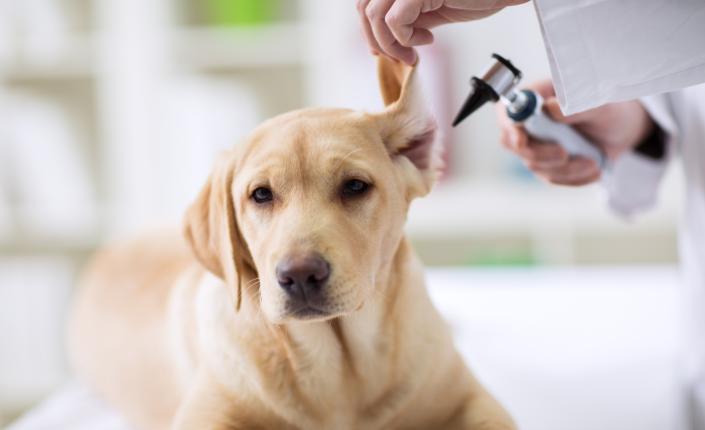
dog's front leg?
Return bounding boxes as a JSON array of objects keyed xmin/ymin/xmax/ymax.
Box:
[
  {"xmin": 170, "ymin": 369, "xmax": 241, "ymax": 430},
  {"xmin": 447, "ymin": 389, "xmax": 517, "ymax": 430}
]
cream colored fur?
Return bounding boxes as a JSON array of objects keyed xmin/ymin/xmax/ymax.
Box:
[{"xmin": 68, "ymin": 57, "xmax": 516, "ymax": 430}]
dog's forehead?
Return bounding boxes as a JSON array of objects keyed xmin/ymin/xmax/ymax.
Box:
[{"xmin": 241, "ymin": 109, "xmax": 387, "ymax": 170}]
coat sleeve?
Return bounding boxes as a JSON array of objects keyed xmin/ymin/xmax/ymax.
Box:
[{"xmin": 602, "ymin": 94, "xmax": 676, "ymax": 218}]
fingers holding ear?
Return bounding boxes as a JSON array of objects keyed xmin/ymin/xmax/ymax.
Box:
[
  {"xmin": 358, "ymin": 0, "xmax": 442, "ymax": 64},
  {"xmin": 358, "ymin": 0, "xmax": 382, "ymax": 55},
  {"xmin": 363, "ymin": 0, "xmax": 418, "ymax": 64},
  {"xmin": 396, "ymin": 27, "xmax": 434, "ymax": 47},
  {"xmin": 369, "ymin": 1, "xmax": 418, "ymax": 64},
  {"xmin": 386, "ymin": 0, "xmax": 438, "ymax": 47}
]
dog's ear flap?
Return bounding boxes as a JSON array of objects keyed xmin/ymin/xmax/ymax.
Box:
[
  {"xmin": 183, "ymin": 150, "xmax": 254, "ymax": 311},
  {"xmin": 378, "ymin": 55, "xmax": 409, "ymax": 107},
  {"xmin": 376, "ymin": 56, "xmax": 442, "ymax": 198}
]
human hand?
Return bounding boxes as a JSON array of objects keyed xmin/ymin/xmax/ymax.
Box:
[
  {"xmin": 497, "ymin": 80, "xmax": 656, "ymax": 186},
  {"xmin": 357, "ymin": 0, "xmax": 529, "ymax": 64}
]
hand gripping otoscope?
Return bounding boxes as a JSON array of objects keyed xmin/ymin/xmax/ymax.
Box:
[{"xmin": 452, "ymin": 54, "xmax": 606, "ymax": 168}]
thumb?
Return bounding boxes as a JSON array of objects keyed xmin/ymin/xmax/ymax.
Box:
[
  {"xmin": 543, "ymin": 97, "xmax": 571, "ymax": 123},
  {"xmin": 544, "ymin": 97, "xmax": 596, "ymax": 126}
]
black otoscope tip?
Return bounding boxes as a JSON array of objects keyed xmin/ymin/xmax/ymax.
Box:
[{"xmin": 452, "ymin": 77, "xmax": 500, "ymax": 127}]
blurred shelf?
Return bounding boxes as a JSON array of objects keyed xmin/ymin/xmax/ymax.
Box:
[
  {"xmin": 0, "ymin": 36, "xmax": 95, "ymax": 81},
  {"xmin": 171, "ymin": 22, "xmax": 304, "ymax": 70},
  {"xmin": 0, "ymin": 239, "xmax": 99, "ymax": 258},
  {"xmin": 406, "ymin": 180, "xmax": 681, "ymax": 238}
]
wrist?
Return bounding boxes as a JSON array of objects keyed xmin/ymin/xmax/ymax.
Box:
[
  {"xmin": 633, "ymin": 123, "xmax": 666, "ymax": 160},
  {"xmin": 629, "ymin": 105, "xmax": 657, "ymax": 149}
]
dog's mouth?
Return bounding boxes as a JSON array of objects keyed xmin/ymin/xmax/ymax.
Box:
[
  {"xmin": 285, "ymin": 301, "xmax": 336, "ymax": 321},
  {"xmin": 291, "ymin": 306, "xmax": 330, "ymax": 319}
]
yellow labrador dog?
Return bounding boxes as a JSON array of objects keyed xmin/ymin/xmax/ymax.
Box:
[{"xmin": 69, "ymin": 58, "xmax": 516, "ymax": 430}]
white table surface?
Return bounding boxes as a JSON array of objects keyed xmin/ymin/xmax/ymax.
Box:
[{"xmin": 8, "ymin": 266, "xmax": 686, "ymax": 430}]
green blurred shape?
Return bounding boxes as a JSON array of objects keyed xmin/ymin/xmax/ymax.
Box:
[
  {"xmin": 205, "ymin": 0, "xmax": 279, "ymax": 26},
  {"xmin": 463, "ymin": 250, "xmax": 536, "ymax": 267}
]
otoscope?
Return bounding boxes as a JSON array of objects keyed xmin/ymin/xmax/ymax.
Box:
[{"xmin": 452, "ymin": 53, "xmax": 606, "ymax": 168}]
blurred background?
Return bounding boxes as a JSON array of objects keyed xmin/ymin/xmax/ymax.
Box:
[{"xmin": 0, "ymin": 0, "xmax": 685, "ymax": 429}]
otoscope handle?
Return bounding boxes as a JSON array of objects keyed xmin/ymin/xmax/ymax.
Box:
[{"xmin": 510, "ymin": 91, "xmax": 606, "ymax": 169}]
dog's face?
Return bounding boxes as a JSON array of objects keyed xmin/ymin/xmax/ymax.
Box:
[
  {"xmin": 185, "ymin": 58, "xmax": 441, "ymax": 323},
  {"xmin": 235, "ymin": 109, "xmax": 414, "ymax": 322}
]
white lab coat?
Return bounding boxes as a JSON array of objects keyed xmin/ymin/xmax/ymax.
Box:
[
  {"xmin": 602, "ymin": 84, "xmax": 705, "ymax": 429},
  {"xmin": 533, "ymin": 0, "xmax": 705, "ymax": 115},
  {"xmin": 532, "ymin": 1, "xmax": 705, "ymax": 426},
  {"xmin": 568, "ymin": 80, "xmax": 705, "ymax": 429}
]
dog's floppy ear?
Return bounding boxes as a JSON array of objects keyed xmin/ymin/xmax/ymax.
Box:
[
  {"xmin": 183, "ymin": 150, "xmax": 254, "ymax": 311},
  {"xmin": 375, "ymin": 56, "xmax": 442, "ymax": 198}
]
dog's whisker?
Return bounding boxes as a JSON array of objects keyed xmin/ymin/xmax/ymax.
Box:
[
  {"xmin": 239, "ymin": 277, "xmax": 262, "ymax": 307},
  {"xmin": 245, "ymin": 277, "xmax": 261, "ymax": 289},
  {"xmin": 245, "ymin": 279, "xmax": 259, "ymax": 289},
  {"xmin": 244, "ymin": 278, "xmax": 261, "ymax": 295}
]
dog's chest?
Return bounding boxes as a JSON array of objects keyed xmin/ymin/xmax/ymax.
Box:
[
  {"xmin": 267, "ymin": 308, "xmax": 425, "ymax": 429},
  {"xmin": 201, "ymin": 321, "xmax": 408, "ymax": 430},
  {"xmin": 190, "ymin": 275, "xmax": 451, "ymax": 430}
]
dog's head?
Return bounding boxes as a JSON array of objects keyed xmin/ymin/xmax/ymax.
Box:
[{"xmin": 184, "ymin": 57, "xmax": 441, "ymax": 323}]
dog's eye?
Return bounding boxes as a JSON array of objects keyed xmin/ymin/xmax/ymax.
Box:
[
  {"xmin": 341, "ymin": 179, "xmax": 370, "ymax": 197},
  {"xmin": 251, "ymin": 187, "xmax": 273, "ymax": 204}
]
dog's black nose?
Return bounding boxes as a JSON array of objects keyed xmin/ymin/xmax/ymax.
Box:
[{"xmin": 276, "ymin": 254, "xmax": 330, "ymax": 300}]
